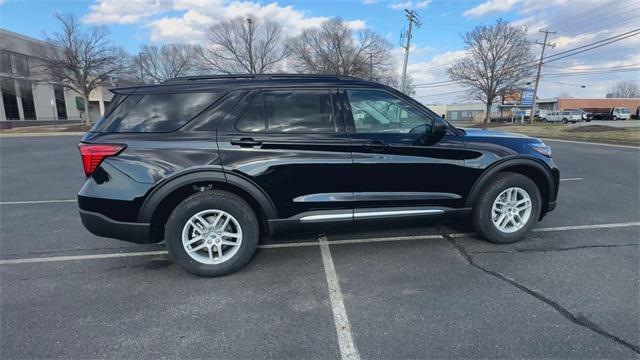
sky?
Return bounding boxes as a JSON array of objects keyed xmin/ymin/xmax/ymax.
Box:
[{"xmin": 0, "ymin": 0, "xmax": 638, "ymax": 104}]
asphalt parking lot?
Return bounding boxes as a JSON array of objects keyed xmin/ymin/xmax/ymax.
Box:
[{"xmin": 1, "ymin": 135, "xmax": 639, "ymax": 359}]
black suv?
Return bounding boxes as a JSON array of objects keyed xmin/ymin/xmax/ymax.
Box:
[{"xmin": 78, "ymin": 74, "xmax": 559, "ymax": 277}]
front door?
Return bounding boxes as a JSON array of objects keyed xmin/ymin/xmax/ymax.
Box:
[
  {"xmin": 341, "ymin": 88, "xmax": 470, "ymax": 217},
  {"xmin": 217, "ymin": 88, "xmax": 353, "ymax": 220}
]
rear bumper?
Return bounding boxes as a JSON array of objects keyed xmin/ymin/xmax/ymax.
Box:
[{"xmin": 79, "ymin": 209, "xmax": 152, "ymax": 244}]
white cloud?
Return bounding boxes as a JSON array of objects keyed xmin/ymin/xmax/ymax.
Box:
[
  {"xmin": 390, "ymin": 1, "xmax": 412, "ymax": 10},
  {"xmin": 84, "ymin": 0, "xmax": 367, "ymax": 43},
  {"xmin": 463, "ymin": 0, "xmax": 520, "ymax": 18},
  {"xmin": 362, "ymin": 0, "xmax": 378, "ymax": 4},
  {"xmin": 389, "ymin": 0, "xmax": 431, "ymax": 10},
  {"xmin": 84, "ymin": 0, "xmax": 172, "ymax": 24},
  {"xmin": 415, "ymin": 0, "xmax": 431, "ymax": 9}
]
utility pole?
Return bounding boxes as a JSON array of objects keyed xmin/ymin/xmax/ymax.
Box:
[
  {"xmin": 138, "ymin": 52, "xmax": 145, "ymax": 84},
  {"xmin": 530, "ymin": 29, "xmax": 555, "ymax": 120},
  {"xmin": 368, "ymin": 52, "xmax": 373, "ymax": 80},
  {"xmin": 247, "ymin": 17, "xmax": 255, "ymax": 74},
  {"xmin": 400, "ymin": 9, "xmax": 421, "ymax": 93}
]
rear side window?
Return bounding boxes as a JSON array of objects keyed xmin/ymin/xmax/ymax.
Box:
[
  {"xmin": 92, "ymin": 92, "xmax": 222, "ymax": 133},
  {"xmin": 235, "ymin": 90, "xmax": 336, "ymax": 133}
]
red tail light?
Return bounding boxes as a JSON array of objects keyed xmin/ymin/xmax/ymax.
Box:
[{"xmin": 78, "ymin": 143, "xmax": 125, "ymax": 177}]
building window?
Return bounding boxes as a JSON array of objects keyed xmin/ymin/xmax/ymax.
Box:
[
  {"xmin": 18, "ymin": 80, "xmax": 36, "ymax": 120},
  {"xmin": 14, "ymin": 55, "xmax": 29, "ymax": 77},
  {"xmin": 53, "ymin": 85, "xmax": 67, "ymax": 120},
  {"xmin": 0, "ymin": 52, "xmax": 11, "ymax": 74},
  {"xmin": 1, "ymin": 77, "xmax": 20, "ymax": 120}
]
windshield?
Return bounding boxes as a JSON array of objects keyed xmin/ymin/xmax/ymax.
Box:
[{"xmin": 619, "ymin": 108, "xmax": 630, "ymax": 114}]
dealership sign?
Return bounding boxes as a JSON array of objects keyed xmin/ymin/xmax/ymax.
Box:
[{"xmin": 502, "ymin": 89, "xmax": 534, "ymax": 106}]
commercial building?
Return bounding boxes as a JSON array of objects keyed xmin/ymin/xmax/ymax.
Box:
[
  {"xmin": 536, "ymin": 97, "xmax": 640, "ymax": 112},
  {"xmin": 0, "ymin": 28, "xmax": 112, "ymax": 125}
]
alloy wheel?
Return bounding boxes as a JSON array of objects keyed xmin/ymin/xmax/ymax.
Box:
[
  {"xmin": 491, "ymin": 187, "xmax": 532, "ymax": 233},
  {"xmin": 181, "ymin": 209, "xmax": 243, "ymax": 265}
]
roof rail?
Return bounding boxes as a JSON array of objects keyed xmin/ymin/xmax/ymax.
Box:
[{"xmin": 163, "ymin": 73, "xmax": 362, "ymax": 84}]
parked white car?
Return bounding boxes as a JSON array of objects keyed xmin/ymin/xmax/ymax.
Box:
[{"xmin": 545, "ymin": 110, "xmax": 582, "ymax": 123}]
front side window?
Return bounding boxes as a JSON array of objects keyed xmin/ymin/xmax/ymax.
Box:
[{"xmin": 347, "ymin": 90, "xmax": 432, "ymax": 134}]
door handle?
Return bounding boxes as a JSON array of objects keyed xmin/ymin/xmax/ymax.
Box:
[
  {"xmin": 230, "ymin": 138, "xmax": 263, "ymax": 148},
  {"xmin": 362, "ymin": 141, "xmax": 389, "ymax": 151}
]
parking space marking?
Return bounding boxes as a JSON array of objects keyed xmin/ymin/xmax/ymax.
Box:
[
  {"xmin": 0, "ymin": 199, "xmax": 76, "ymax": 205},
  {"xmin": 542, "ymin": 138, "xmax": 640, "ymax": 149},
  {"xmin": 559, "ymin": 178, "xmax": 583, "ymax": 182},
  {"xmin": 1, "ymin": 222, "xmax": 638, "ymax": 265},
  {"xmin": 0, "ymin": 250, "xmax": 168, "ymax": 265},
  {"xmin": 532, "ymin": 222, "xmax": 640, "ymax": 232},
  {"xmin": 319, "ymin": 236, "xmax": 360, "ymax": 360}
]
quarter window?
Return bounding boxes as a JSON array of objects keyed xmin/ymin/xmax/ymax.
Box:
[{"xmin": 347, "ymin": 90, "xmax": 432, "ymax": 134}]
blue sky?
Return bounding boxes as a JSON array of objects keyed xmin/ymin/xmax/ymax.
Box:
[{"xmin": 1, "ymin": 0, "xmax": 638, "ymax": 102}]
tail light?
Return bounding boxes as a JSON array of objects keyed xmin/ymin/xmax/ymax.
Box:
[{"xmin": 78, "ymin": 143, "xmax": 125, "ymax": 177}]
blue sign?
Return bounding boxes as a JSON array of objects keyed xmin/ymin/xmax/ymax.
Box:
[{"xmin": 521, "ymin": 89, "xmax": 534, "ymax": 106}]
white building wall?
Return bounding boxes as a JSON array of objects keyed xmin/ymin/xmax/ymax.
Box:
[
  {"xmin": 64, "ymin": 88, "xmax": 81, "ymax": 119},
  {"xmin": 33, "ymin": 83, "xmax": 56, "ymax": 120}
]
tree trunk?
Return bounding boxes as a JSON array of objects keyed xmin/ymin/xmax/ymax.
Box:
[
  {"xmin": 484, "ymin": 101, "xmax": 492, "ymax": 125},
  {"xmin": 82, "ymin": 93, "xmax": 90, "ymax": 126}
]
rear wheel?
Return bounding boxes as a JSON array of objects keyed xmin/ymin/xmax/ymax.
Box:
[
  {"xmin": 562, "ymin": 118, "xmax": 568, "ymax": 124},
  {"xmin": 472, "ymin": 172, "xmax": 541, "ymax": 244},
  {"xmin": 166, "ymin": 190, "xmax": 259, "ymax": 277}
]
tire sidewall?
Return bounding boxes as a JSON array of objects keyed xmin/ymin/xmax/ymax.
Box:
[
  {"xmin": 473, "ymin": 173, "xmax": 541, "ymax": 244},
  {"xmin": 166, "ymin": 191, "xmax": 259, "ymax": 277}
]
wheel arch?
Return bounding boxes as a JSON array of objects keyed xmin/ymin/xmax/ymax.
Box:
[
  {"xmin": 465, "ymin": 157, "xmax": 556, "ymax": 218},
  {"xmin": 138, "ymin": 169, "xmax": 277, "ymax": 243}
]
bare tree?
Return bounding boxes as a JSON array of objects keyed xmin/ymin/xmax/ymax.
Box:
[
  {"xmin": 198, "ymin": 16, "xmax": 289, "ymax": 74},
  {"xmin": 448, "ymin": 19, "xmax": 534, "ymax": 123},
  {"xmin": 607, "ymin": 80, "xmax": 639, "ymax": 98},
  {"xmin": 133, "ymin": 44, "xmax": 198, "ymax": 83},
  {"xmin": 289, "ymin": 18, "xmax": 396, "ymax": 81},
  {"xmin": 34, "ymin": 13, "xmax": 126, "ymax": 124}
]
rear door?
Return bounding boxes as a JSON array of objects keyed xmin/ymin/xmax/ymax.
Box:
[
  {"xmin": 217, "ymin": 88, "xmax": 353, "ymax": 220},
  {"xmin": 341, "ymin": 88, "xmax": 470, "ymax": 216}
]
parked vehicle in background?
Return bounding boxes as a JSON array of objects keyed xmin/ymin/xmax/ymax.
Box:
[
  {"xmin": 76, "ymin": 74, "xmax": 560, "ymax": 277},
  {"xmin": 545, "ymin": 110, "xmax": 582, "ymax": 123},
  {"xmin": 632, "ymin": 107, "xmax": 639, "ymax": 120},
  {"xmin": 582, "ymin": 107, "xmax": 631, "ymax": 120}
]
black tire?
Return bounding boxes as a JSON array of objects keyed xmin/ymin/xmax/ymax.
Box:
[
  {"xmin": 472, "ymin": 172, "xmax": 541, "ymax": 244},
  {"xmin": 165, "ymin": 190, "xmax": 259, "ymax": 277},
  {"xmin": 562, "ymin": 118, "xmax": 568, "ymax": 124}
]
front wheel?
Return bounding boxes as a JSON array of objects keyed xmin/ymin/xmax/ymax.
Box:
[
  {"xmin": 472, "ymin": 172, "xmax": 541, "ymax": 244},
  {"xmin": 166, "ymin": 190, "xmax": 259, "ymax": 277}
]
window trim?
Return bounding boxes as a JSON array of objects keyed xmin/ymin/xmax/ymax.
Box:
[
  {"xmin": 233, "ymin": 87, "xmax": 343, "ymax": 134},
  {"xmin": 341, "ymin": 87, "xmax": 437, "ymax": 135}
]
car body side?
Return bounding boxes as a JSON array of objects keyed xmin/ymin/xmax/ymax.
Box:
[{"xmin": 78, "ymin": 79, "xmax": 559, "ymax": 244}]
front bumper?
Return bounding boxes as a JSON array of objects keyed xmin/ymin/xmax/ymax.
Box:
[{"xmin": 79, "ymin": 209, "xmax": 152, "ymax": 244}]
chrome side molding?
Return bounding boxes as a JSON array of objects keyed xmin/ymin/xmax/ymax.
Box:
[{"xmin": 299, "ymin": 209, "xmax": 444, "ymax": 222}]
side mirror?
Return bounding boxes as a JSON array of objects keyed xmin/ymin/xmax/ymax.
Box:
[{"xmin": 433, "ymin": 119, "xmax": 448, "ymax": 137}]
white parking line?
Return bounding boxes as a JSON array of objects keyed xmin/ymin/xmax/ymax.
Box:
[
  {"xmin": 0, "ymin": 199, "xmax": 77, "ymax": 205},
  {"xmin": 1, "ymin": 222, "xmax": 638, "ymax": 265},
  {"xmin": 542, "ymin": 138, "xmax": 640, "ymax": 149},
  {"xmin": 319, "ymin": 236, "xmax": 360, "ymax": 360},
  {"xmin": 0, "ymin": 250, "xmax": 168, "ymax": 265},
  {"xmin": 559, "ymin": 178, "xmax": 583, "ymax": 182},
  {"xmin": 532, "ymin": 222, "xmax": 640, "ymax": 232}
]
